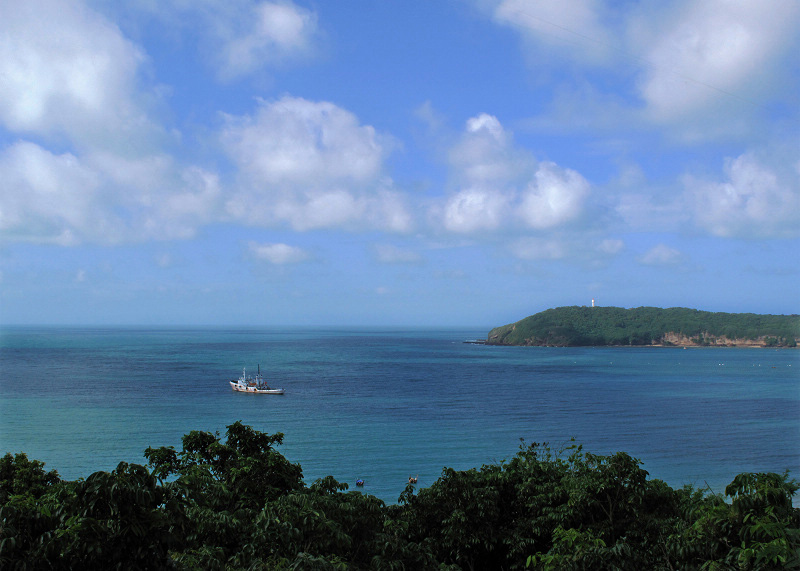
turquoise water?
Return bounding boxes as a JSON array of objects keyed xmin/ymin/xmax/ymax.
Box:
[{"xmin": 1, "ymin": 326, "xmax": 798, "ymax": 503}]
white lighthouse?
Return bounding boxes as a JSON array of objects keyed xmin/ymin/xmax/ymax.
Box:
[{"xmin": 592, "ymin": 298, "xmax": 595, "ymax": 307}]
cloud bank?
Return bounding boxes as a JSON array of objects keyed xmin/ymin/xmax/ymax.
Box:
[{"xmin": 0, "ymin": 0, "xmax": 796, "ymax": 265}]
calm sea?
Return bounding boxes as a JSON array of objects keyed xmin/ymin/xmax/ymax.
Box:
[{"xmin": 1, "ymin": 327, "xmax": 798, "ymax": 503}]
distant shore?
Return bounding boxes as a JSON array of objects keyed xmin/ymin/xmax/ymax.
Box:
[{"xmin": 486, "ymin": 306, "xmax": 799, "ymax": 348}]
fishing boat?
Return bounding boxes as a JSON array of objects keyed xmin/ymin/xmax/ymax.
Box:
[{"xmin": 229, "ymin": 366, "xmax": 285, "ymax": 395}]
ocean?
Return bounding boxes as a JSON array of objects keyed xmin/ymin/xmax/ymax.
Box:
[{"xmin": 1, "ymin": 326, "xmax": 798, "ymax": 504}]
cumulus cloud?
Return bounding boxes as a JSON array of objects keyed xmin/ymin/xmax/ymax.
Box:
[
  {"xmin": 441, "ymin": 113, "xmax": 524, "ymax": 232},
  {"xmin": 480, "ymin": 0, "xmax": 800, "ymax": 139},
  {"xmin": 449, "ymin": 113, "xmax": 529, "ymax": 187},
  {"xmin": 223, "ymin": 97, "xmax": 384, "ymax": 186},
  {"xmin": 0, "ymin": 0, "xmax": 156, "ymax": 152},
  {"xmin": 443, "ymin": 188, "xmax": 511, "ymax": 233},
  {"xmin": 221, "ymin": 96, "xmax": 411, "ymax": 232},
  {"xmin": 0, "ymin": 0, "xmax": 225, "ymax": 246},
  {"xmin": 634, "ymin": 0, "xmax": 800, "ymax": 123},
  {"xmin": 684, "ymin": 152, "xmax": 800, "ymax": 238},
  {"xmin": 0, "ymin": 141, "xmax": 221, "ymax": 245},
  {"xmin": 249, "ymin": 241, "xmax": 310, "ymax": 264},
  {"xmin": 0, "ymin": 3, "xmax": 402, "ymax": 245},
  {"xmin": 442, "ymin": 113, "xmax": 591, "ymax": 234},
  {"xmin": 519, "ymin": 162, "xmax": 590, "ymax": 229},
  {"xmin": 0, "ymin": 142, "xmax": 105, "ymax": 245},
  {"xmin": 216, "ymin": 1, "xmax": 318, "ymax": 80}
]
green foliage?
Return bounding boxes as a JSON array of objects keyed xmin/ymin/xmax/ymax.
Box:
[
  {"xmin": 2, "ymin": 425, "xmax": 798, "ymax": 570},
  {"xmin": 145, "ymin": 420, "xmax": 304, "ymax": 507},
  {"xmin": 0, "ymin": 452, "xmax": 60, "ymax": 503},
  {"xmin": 527, "ymin": 526, "xmax": 607, "ymax": 569},
  {"xmin": 684, "ymin": 472, "xmax": 800, "ymax": 570},
  {"xmin": 0, "ymin": 461, "xmax": 181, "ymax": 569},
  {"xmin": 487, "ymin": 306, "xmax": 800, "ymax": 347},
  {"xmin": 396, "ymin": 441, "xmax": 689, "ymax": 570}
]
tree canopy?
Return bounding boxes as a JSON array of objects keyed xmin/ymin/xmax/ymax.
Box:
[
  {"xmin": 2, "ymin": 423, "xmax": 798, "ymax": 569},
  {"xmin": 487, "ymin": 306, "xmax": 800, "ymax": 347}
]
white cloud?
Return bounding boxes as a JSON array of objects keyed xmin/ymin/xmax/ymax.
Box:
[
  {"xmin": 639, "ymin": 244, "xmax": 682, "ymax": 265},
  {"xmin": 0, "ymin": 0, "xmax": 229, "ymax": 246},
  {"xmin": 441, "ymin": 113, "xmax": 591, "ymax": 234},
  {"xmin": 684, "ymin": 152, "xmax": 800, "ymax": 238},
  {"xmin": 222, "ymin": 96, "xmax": 411, "ymax": 232},
  {"xmin": 518, "ymin": 162, "xmax": 590, "ymax": 229},
  {"xmin": 249, "ymin": 241, "xmax": 310, "ymax": 264},
  {"xmin": 140, "ymin": 165, "xmax": 222, "ymax": 240},
  {"xmin": 442, "ymin": 113, "xmax": 525, "ymax": 233},
  {"xmin": 0, "ymin": 0, "xmax": 156, "ymax": 152},
  {"xmin": 443, "ymin": 187, "xmax": 511, "ymax": 233},
  {"xmin": 634, "ymin": 0, "xmax": 800, "ymax": 123},
  {"xmin": 0, "ymin": 15, "xmax": 406, "ymax": 245},
  {"xmin": 449, "ymin": 113, "xmax": 530, "ymax": 187},
  {"xmin": 0, "ymin": 142, "xmax": 104, "ymax": 245},
  {"xmin": 79, "ymin": 152, "xmax": 221, "ymax": 242},
  {"xmin": 217, "ymin": 1, "xmax": 318, "ymax": 80},
  {"xmin": 0, "ymin": 141, "xmax": 222, "ymax": 245},
  {"xmin": 222, "ymin": 97, "xmax": 385, "ymax": 186},
  {"xmin": 481, "ymin": 0, "xmax": 800, "ymax": 139}
]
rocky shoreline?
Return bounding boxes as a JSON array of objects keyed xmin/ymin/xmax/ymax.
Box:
[
  {"xmin": 485, "ymin": 306, "xmax": 799, "ymax": 347},
  {"xmin": 485, "ymin": 332, "xmax": 796, "ymax": 348}
]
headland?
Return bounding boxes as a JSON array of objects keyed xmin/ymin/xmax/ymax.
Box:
[{"xmin": 486, "ymin": 306, "xmax": 799, "ymax": 348}]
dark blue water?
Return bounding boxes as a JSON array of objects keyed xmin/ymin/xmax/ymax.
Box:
[{"xmin": 1, "ymin": 326, "xmax": 798, "ymax": 503}]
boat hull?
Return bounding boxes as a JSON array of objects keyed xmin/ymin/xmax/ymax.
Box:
[{"xmin": 229, "ymin": 381, "xmax": 284, "ymax": 395}]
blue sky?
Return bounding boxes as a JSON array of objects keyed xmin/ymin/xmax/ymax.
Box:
[{"xmin": 1, "ymin": 0, "xmax": 798, "ymax": 327}]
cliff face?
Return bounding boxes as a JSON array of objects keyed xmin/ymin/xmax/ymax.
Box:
[
  {"xmin": 489, "ymin": 330, "xmax": 790, "ymax": 348},
  {"xmin": 657, "ymin": 333, "xmax": 782, "ymax": 347}
]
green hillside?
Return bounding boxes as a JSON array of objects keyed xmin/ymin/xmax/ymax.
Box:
[{"xmin": 487, "ymin": 306, "xmax": 800, "ymax": 347}]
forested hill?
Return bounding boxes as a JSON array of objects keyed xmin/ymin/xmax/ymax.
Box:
[{"xmin": 487, "ymin": 306, "xmax": 800, "ymax": 347}]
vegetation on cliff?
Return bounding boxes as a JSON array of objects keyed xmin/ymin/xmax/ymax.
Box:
[
  {"xmin": 2, "ymin": 422, "xmax": 799, "ymax": 569},
  {"xmin": 487, "ymin": 306, "xmax": 800, "ymax": 347}
]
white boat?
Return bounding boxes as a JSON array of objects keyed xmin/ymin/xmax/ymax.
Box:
[{"xmin": 229, "ymin": 366, "xmax": 285, "ymax": 395}]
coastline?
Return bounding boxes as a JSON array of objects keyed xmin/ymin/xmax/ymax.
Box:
[
  {"xmin": 485, "ymin": 342, "xmax": 798, "ymax": 348},
  {"xmin": 485, "ymin": 332, "xmax": 799, "ymax": 349}
]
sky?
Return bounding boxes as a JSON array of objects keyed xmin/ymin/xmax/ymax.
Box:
[{"xmin": 0, "ymin": 0, "xmax": 798, "ymax": 327}]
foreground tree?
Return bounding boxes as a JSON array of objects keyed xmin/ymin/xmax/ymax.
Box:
[
  {"xmin": 683, "ymin": 471, "xmax": 800, "ymax": 569},
  {"xmin": 395, "ymin": 441, "xmax": 690, "ymax": 570},
  {"xmin": 2, "ymin": 425, "xmax": 798, "ymax": 570}
]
